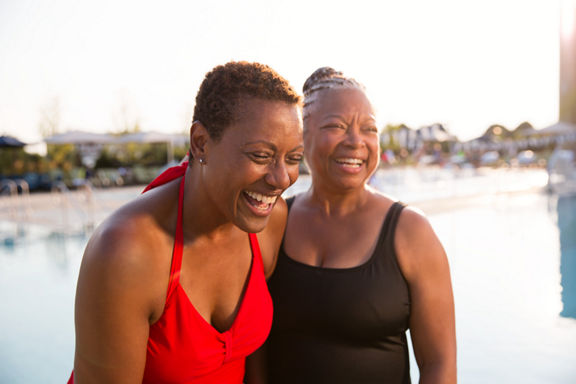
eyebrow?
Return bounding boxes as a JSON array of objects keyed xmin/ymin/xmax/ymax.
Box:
[
  {"xmin": 321, "ymin": 114, "xmax": 377, "ymax": 125},
  {"xmin": 242, "ymin": 141, "xmax": 304, "ymax": 152},
  {"xmin": 322, "ymin": 114, "xmax": 346, "ymax": 120},
  {"xmin": 322, "ymin": 112, "xmax": 377, "ymax": 120}
]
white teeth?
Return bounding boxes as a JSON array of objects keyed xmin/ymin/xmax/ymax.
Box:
[
  {"xmin": 245, "ymin": 191, "xmax": 278, "ymax": 205},
  {"xmin": 336, "ymin": 158, "xmax": 363, "ymax": 166}
]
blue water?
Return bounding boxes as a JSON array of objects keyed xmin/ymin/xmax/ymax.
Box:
[
  {"xmin": 422, "ymin": 191, "xmax": 576, "ymax": 383},
  {"xmin": 558, "ymin": 196, "xmax": 576, "ymax": 320},
  {"xmin": 0, "ymin": 226, "xmax": 85, "ymax": 383},
  {"xmin": 1, "ymin": 168, "xmax": 575, "ymax": 383}
]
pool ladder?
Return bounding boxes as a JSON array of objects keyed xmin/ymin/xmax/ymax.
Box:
[
  {"xmin": 51, "ymin": 181, "xmax": 96, "ymax": 233},
  {"xmin": 0, "ymin": 179, "xmax": 32, "ymax": 220},
  {"xmin": 0, "ymin": 179, "xmax": 32, "ymax": 244}
]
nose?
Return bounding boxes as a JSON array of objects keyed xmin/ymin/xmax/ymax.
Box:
[
  {"xmin": 265, "ymin": 160, "xmax": 292, "ymax": 191},
  {"xmin": 344, "ymin": 127, "xmax": 364, "ymax": 148}
]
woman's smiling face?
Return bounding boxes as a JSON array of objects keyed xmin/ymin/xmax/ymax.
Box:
[
  {"xmin": 304, "ymin": 87, "xmax": 379, "ymax": 192},
  {"xmin": 203, "ymin": 97, "xmax": 303, "ymax": 233}
]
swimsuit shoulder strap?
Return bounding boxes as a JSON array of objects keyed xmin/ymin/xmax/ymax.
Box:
[
  {"xmin": 248, "ymin": 232, "xmax": 264, "ymax": 272},
  {"xmin": 166, "ymin": 174, "xmax": 186, "ymax": 298}
]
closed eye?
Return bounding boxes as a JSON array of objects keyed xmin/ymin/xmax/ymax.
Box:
[
  {"xmin": 363, "ymin": 125, "xmax": 378, "ymax": 133},
  {"xmin": 322, "ymin": 123, "xmax": 346, "ymax": 130},
  {"xmin": 287, "ymin": 153, "xmax": 304, "ymax": 164},
  {"xmin": 248, "ymin": 152, "xmax": 273, "ymax": 163}
]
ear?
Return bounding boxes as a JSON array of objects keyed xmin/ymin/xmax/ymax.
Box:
[{"xmin": 189, "ymin": 121, "xmax": 209, "ymax": 161}]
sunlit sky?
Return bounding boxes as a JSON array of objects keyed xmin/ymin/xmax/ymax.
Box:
[{"xmin": 0, "ymin": 0, "xmax": 566, "ymax": 144}]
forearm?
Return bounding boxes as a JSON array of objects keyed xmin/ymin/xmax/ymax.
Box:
[
  {"xmin": 244, "ymin": 344, "xmax": 268, "ymax": 384},
  {"xmin": 418, "ymin": 360, "xmax": 457, "ymax": 384}
]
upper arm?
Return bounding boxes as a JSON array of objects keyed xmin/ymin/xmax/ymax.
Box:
[
  {"xmin": 395, "ymin": 207, "xmax": 456, "ymax": 381},
  {"xmin": 73, "ymin": 221, "xmax": 162, "ymax": 383},
  {"xmin": 258, "ymin": 197, "xmax": 288, "ymax": 279}
]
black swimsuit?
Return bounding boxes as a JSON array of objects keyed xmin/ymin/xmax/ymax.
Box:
[{"xmin": 267, "ymin": 199, "xmax": 411, "ymax": 384}]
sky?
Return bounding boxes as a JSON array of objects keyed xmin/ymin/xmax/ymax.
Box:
[{"xmin": 0, "ymin": 0, "xmax": 567, "ymax": 144}]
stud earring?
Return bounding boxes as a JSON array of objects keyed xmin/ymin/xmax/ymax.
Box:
[{"xmin": 199, "ymin": 157, "xmax": 206, "ymax": 165}]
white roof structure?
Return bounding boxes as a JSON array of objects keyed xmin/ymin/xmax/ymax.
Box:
[
  {"xmin": 44, "ymin": 130, "xmax": 116, "ymax": 144},
  {"xmin": 118, "ymin": 131, "xmax": 188, "ymax": 145}
]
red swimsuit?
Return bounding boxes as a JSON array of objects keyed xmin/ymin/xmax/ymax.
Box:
[{"xmin": 69, "ymin": 163, "xmax": 273, "ymax": 383}]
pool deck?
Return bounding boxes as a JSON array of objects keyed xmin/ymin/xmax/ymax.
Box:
[
  {"xmin": 0, "ymin": 185, "xmax": 143, "ymax": 234},
  {"xmin": 0, "ymin": 169, "xmax": 545, "ymax": 237},
  {"xmin": 0, "ymin": 173, "xmax": 548, "ymax": 235}
]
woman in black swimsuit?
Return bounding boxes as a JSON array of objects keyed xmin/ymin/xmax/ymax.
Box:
[{"xmin": 264, "ymin": 67, "xmax": 456, "ymax": 384}]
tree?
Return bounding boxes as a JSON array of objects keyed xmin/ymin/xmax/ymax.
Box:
[
  {"xmin": 113, "ymin": 97, "xmax": 141, "ymax": 134},
  {"xmin": 38, "ymin": 97, "xmax": 61, "ymax": 138}
]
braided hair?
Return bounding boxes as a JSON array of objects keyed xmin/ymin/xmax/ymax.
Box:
[{"xmin": 302, "ymin": 67, "xmax": 364, "ymax": 121}]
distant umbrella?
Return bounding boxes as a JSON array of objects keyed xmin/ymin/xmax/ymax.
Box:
[{"xmin": 0, "ymin": 135, "xmax": 26, "ymax": 148}]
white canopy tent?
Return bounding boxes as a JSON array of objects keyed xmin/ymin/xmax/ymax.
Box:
[
  {"xmin": 44, "ymin": 130, "xmax": 116, "ymax": 144},
  {"xmin": 44, "ymin": 131, "xmax": 117, "ymax": 168}
]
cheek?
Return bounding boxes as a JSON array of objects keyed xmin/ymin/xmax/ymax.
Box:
[
  {"xmin": 309, "ymin": 135, "xmax": 336, "ymax": 159},
  {"xmin": 319, "ymin": 131, "xmax": 340, "ymax": 145},
  {"xmin": 367, "ymin": 139, "xmax": 381, "ymax": 169},
  {"xmin": 288, "ymin": 165, "xmax": 300, "ymax": 184},
  {"xmin": 367, "ymin": 136, "xmax": 380, "ymax": 154}
]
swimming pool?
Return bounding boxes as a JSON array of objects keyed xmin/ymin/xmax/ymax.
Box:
[
  {"xmin": 424, "ymin": 191, "xmax": 576, "ymax": 383},
  {"xmin": 1, "ymin": 168, "xmax": 575, "ymax": 383}
]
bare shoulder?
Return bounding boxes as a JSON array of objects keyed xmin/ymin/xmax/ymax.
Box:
[
  {"xmin": 82, "ymin": 182, "xmax": 178, "ymax": 279},
  {"xmin": 257, "ymin": 197, "xmax": 288, "ymax": 278},
  {"xmin": 77, "ymin": 202, "xmax": 172, "ymax": 317},
  {"xmin": 396, "ymin": 205, "xmax": 432, "ymax": 235},
  {"xmin": 368, "ymin": 188, "xmax": 398, "ymax": 215},
  {"xmin": 83, "ymin": 211, "xmax": 160, "ymax": 274},
  {"xmin": 394, "ymin": 205, "xmax": 448, "ymax": 282}
]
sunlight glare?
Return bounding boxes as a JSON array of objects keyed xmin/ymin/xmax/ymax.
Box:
[{"xmin": 561, "ymin": 0, "xmax": 576, "ymax": 39}]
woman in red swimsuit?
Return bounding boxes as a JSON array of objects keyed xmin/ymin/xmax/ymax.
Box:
[{"xmin": 68, "ymin": 62, "xmax": 304, "ymax": 383}]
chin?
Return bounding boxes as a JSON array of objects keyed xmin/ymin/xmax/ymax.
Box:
[
  {"xmin": 332, "ymin": 175, "xmax": 367, "ymax": 188},
  {"xmin": 235, "ymin": 216, "xmax": 270, "ymax": 234}
]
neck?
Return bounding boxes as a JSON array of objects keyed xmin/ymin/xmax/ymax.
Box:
[
  {"xmin": 180, "ymin": 166, "xmax": 240, "ymax": 243},
  {"xmin": 306, "ymin": 181, "xmax": 371, "ymax": 217}
]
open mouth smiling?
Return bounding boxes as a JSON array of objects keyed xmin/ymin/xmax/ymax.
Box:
[
  {"xmin": 243, "ymin": 190, "xmax": 279, "ymax": 213},
  {"xmin": 335, "ymin": 157, "xmax": 364, "ymax": 168}
]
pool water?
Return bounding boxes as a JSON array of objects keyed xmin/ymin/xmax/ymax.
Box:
[
  {"xmin": 422, "ymin": 191, "xmax": 576, "ymax": 383},
  {"xmin": 0, "ymin": 225, "xmax": 85, "ymax": 383},
  {"xmin": 1, "ymin": 168, "xmax": 575, "ymax": 383}
]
